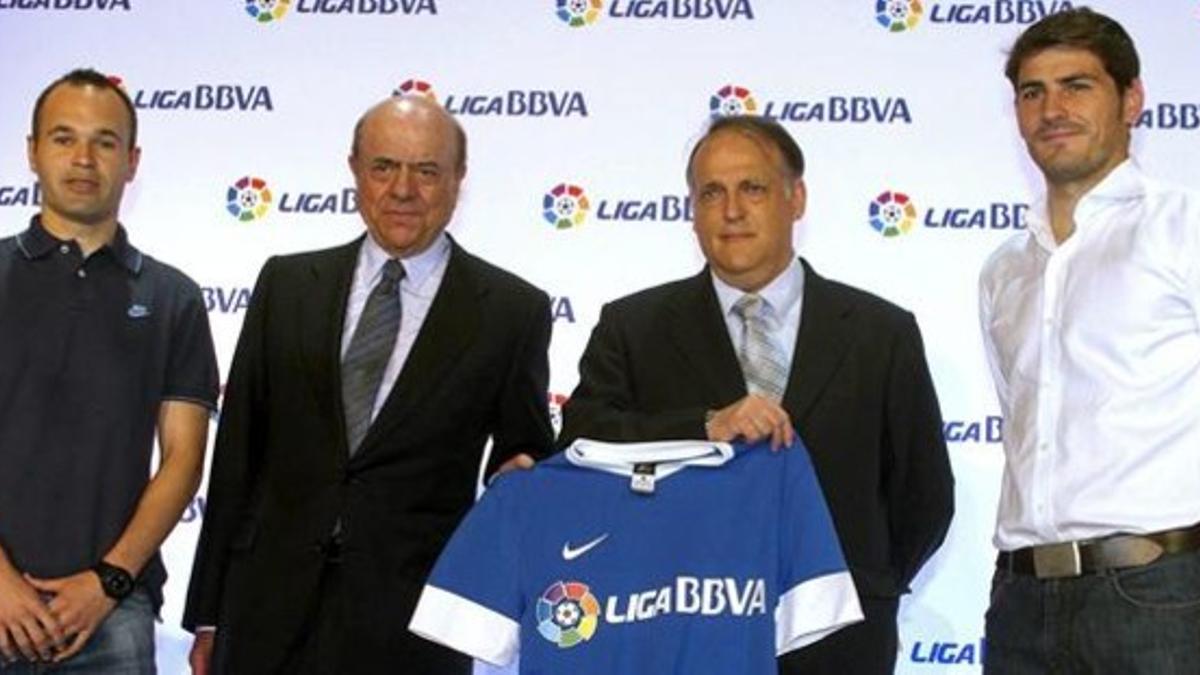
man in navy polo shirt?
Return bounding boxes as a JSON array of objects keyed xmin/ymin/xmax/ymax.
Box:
[{"xmin": 0, "ymin": 69, "xmax": 219, "ymax": 672}]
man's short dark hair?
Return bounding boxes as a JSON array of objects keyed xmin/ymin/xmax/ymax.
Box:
[
  {"xmin": 686, "ymin": 115, "xmax": 805, "ymax": 188},
  {"xmin": 31, "ymin": 68, "xmax": 138, "ymax": 149},
  {"xmin": 1005, "ymin": 7, "xmax": 1140, "ymax": 93}
]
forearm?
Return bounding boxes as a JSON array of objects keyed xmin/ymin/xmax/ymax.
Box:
[
  {"xmin": 104, "ymin": 453, "xmax": 202, "ymax": 576},
  {"xmin": 105, "ymin": 401, "xmax": 208, "ymax": 576},
  {"xmin": 558, "ymin": 397, "xmax": 708, "ymax": 448},
  {"xmin": 559, "ymin": 310, "xmax": 713, "ymax": 446}
]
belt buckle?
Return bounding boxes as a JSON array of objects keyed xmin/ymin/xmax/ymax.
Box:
[{"xmin": 1032, "ymin": 541, "xmax": 1083, "ymax": 578}]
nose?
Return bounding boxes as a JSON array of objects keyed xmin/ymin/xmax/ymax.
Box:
[
  {"xmin": 387, "ymin": 165, "xmax": 416, "ymax": 200},
  {"xmin": 723, "ymin": 191, "xmax": 745, "ymax": 222},
  {"xmin": 1040, "ymin": 88, "xmax": 1069, "ymax": 122},
  {"xmin": 71, "ymin": 140, "xmax": 97, "ymax": 167}
]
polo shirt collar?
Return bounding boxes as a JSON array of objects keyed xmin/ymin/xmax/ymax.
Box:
[{"xmin": 16, "ymin": 215, "xmax": 144, "ymax": 275}]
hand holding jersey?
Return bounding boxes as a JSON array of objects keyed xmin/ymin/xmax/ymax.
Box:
[{"xmin": 704, "ymin": 394, "xmax": 794, "ymax": 450}]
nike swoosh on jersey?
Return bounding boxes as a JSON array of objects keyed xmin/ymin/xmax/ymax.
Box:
[{"xmin": 562, "ymin": 533, "xmax": 609, "ymax": 561}]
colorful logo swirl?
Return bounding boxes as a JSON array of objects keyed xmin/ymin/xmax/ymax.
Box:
[
  {"xmin": 876, "ymin": 0, "xmax": 923, "ymax": 32},
  {"xmin": 537, "ymin": 581, "xmax": 600, "ymax": 648},
  {"xmin": 557, "ymin": 0, "xmax": 603, "ymax": 27},
  {"xmin": 869, "ymin": 190, "xmax": 918, "ymax": 237},
  {"xmin": 245, "ymin": 0, "xmax": 290, "ymax": 23},
  {"xmin": 393, "ymin": 79, "xmax": 437, "ymax": 100},
  {"xmin": 709, "ymin": 85, "xmax": 758, "ymax": 118},
  {"xmin": 226, "ymin": 177, "xmax": 273, "ymax": 222},
  {"xmin": 543, "ymin": 184, "xmax": 590, "ymax": 229}
]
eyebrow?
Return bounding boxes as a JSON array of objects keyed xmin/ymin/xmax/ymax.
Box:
[
  {"xmin": 1018, "ymin": 71, "xmax": 1097, "ymax": 91},
  {"xmin": 1057, "ymin": 73, "xmax": 1096, "ymax": 86},
  {"xmin": 369, "ymin": 157, "xmax": 441, "ymax": 169},
  {"xmin": 45, "ymin": 124, "xmax": 124, "ymax": 142}
]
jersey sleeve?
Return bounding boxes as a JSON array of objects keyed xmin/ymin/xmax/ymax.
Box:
[
  {"xmin": 774, "ymin": 442, "xmax": 864, "ymax": 655},
  {"xmin": 409, "ymin": 474, "xmax": 526, "ymax": 666}
]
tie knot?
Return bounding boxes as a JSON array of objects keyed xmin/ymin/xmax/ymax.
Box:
[
  {"xmin": 380, "ymin": 259, "xmax": 406, "ymax": 286},
  {"xmin": 732, "ymin": 293, "xmax": 765, "ymax": 321}
]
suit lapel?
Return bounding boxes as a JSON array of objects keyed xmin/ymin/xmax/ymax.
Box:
[
  {"xmin": 356, "ymin": 241, "xmax": 480, "ymax": 453},
  {"xmin": 783, "ymin": 259, "xmax": 855, "ymax": 423},
  {"xmin": 664, "ymin": 270, "xmax": 747, "ymax": 403},
  {"xmin": 299, "ymin": 238, "xmax": 362, "ymax": 457}
]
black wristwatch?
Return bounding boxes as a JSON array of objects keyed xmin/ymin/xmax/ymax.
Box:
[{"xmin": 92, "ymin": 561, "xmax": 135, "ymax": 601}]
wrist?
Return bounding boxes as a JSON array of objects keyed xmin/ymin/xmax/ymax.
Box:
[{"xmin": 91, "ymin": 560, "xmax": 135, "ymax": 601}]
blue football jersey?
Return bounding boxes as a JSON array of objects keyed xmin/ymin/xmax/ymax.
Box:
[{"xmin": 410, "ymin": 439, "xmax": 862, "ymax": 674}]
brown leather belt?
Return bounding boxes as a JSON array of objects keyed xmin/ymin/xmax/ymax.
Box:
[{"xmin": 996, "ymin": 523, "xmax": 1200, "ymax": 579}]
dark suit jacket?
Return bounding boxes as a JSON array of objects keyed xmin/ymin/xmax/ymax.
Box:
[
  {"xmin": 560, "ymin": 258, "xmax": 953, "ymax": 605},
  {"xmin": 183, "ymin": 236, "xmax": 554, "ymax": 674}
]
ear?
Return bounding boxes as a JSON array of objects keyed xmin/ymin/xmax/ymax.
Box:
[
  {"xmin": 26, "ymin": 135, "xmax": 35, "ymax": 174},
  {"xmin": 1122, "ymin": 78, "xmax": 1145, "ymax": 127},
  {"xmin": 790, "ymin": 178, "xmax": 807, "ymax": 221},
  {"xmin": 125, "ymin": 145, "xmax": 141, "ymax": 183}
]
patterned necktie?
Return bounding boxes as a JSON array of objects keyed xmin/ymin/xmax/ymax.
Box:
[
  {"xmin": 731, "ymin": 293, "xmax": 789, "ymax": 402},
  {"xmin": 342, "ymin": 258, "xmax": 405, "ymax": 456}
]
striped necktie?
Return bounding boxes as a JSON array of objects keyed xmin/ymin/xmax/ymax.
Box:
[
  {"xmin": 341, "ymin": 258, "xmax": 405, "ymax": 456},
  {"xmin": 732, "ymin": 293, "xmax": 789, "ymax": 402}
]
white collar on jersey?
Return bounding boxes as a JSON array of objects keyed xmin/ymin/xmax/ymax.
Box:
[{"xmin": 564, "ymin": 439, "xmax": 735, "ymax": 482}]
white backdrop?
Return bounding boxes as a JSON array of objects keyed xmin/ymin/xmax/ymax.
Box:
[{"xmin": 2, "ymin": 1, "xmax": 1198, "ymax": 672}]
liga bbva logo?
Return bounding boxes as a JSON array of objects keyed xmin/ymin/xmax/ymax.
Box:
[
  {"xmin": 226, "ymin": 176, "xmax": 273, "ymax": 222},
  {"xmin": 875, "ymin": 0, "xmax": 1074, "ymax": 31},
  {"xmin": 868, "ymin": 191, "xmax": 918, "ymax": 237},
  {"xmin": 393, "ymin": 78, "xmax": 437, "ymax": 99},
  {"xmin": 107, "ymin": 74, "xmax": 273, "ymax": 112},
  {"xmin": 393, "ymin": 77, "xmax": 588, "ymax": 117},
  {"xmin": 543, "ymin": 184, "xmax": 591, "ymax": 229},
  {"xmin": 868, "ymin": 190, "xmax": 1030, "ymax": 237},
  {"xmin": 709, "ymin": 84, "xmax": 911, "ymax": 124},
  {"xmin": 242, "ymin": 0, "xmax": 436, "ymax": 23},
  {"xmin": 225, "ymin": 176, "xmax": 358, "ymax": 221},
  {"xmin": 542, "ymin": 183, "xmax": 693, "ymax": 227},
  {"xmin": 537, "ymin": 577, "xmax": 767, "ymax": 648},
  {"xmin": 0, "ymin": 183, "xmax": 41, "ymax": 208},
  {"xmin": 0, "ymin": 0, "xmax": 130, "ymax": 11},
  {"xmin": 555, "ymin": 0, "xmax": 754, "ymax": 27}
]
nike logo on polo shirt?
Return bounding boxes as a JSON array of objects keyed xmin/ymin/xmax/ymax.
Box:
[
  {"xmin": 127, "ymin": 304, "xmax": 151, "ymax": 318},
  {"xmin": 562, "ymin": 533, "xmax": 608, "ymax": 561}
]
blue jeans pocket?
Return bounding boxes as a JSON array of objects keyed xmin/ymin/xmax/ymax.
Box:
[{"xmin": 1109, "ymin": 551, "xmax": 1200, "ymax": 610}]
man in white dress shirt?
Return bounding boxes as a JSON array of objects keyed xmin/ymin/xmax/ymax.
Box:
[{"xmin": 980, "ymin": 7, "xmax": 1200, "ymax": 673}]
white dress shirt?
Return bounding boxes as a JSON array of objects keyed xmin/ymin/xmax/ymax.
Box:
[
  {"xmin": 342, "ymin": 232, "xmax": 451, "ymax": 421},
  {"xmin": 980, "ymin": 160, "xmax": 1200, "ymax": 551},
  {"xmin": 711, "ymin": 257, "xmax": 805, "ymax": 375}
]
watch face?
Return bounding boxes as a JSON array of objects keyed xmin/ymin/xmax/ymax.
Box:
[
  {"xmin": 107, "ymin": 570, "xmax": 133, "ymax": 597},
  {"xmin": 95, "ymin": 563, "xmax": 134, "ymax": 600}
]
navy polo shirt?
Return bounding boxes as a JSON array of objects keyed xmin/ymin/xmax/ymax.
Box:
[{"xmin": 0, "ymin": 216, "xmax": 219, "ymax": 609}]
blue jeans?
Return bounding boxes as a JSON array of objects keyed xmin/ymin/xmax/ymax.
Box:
[
  {"xmin": 984, "ymin": 549, "xmax": 1200, "ymax": 674},
  {"xmin": 1, "ymin": 588, "xmax": 154, "ymax": 674}
]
